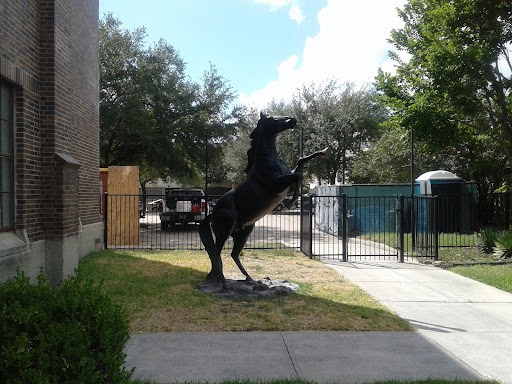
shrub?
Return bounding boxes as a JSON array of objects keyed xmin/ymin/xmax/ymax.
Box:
[
  {"xmin": 494, "ymin": 230, "xmax": 512, "ymax": 259},
  {"xmin": 476, "ymin": 228, "xmax": 497, "ymax": 254},
  {"xmin": 0, "ymin": 269, "xmax": 132, "ymax": 384}
]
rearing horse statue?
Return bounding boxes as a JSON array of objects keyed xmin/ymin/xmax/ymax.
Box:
[{"xmin": 199, "ymin": 112, "xmax": 329, "ymax": 289}]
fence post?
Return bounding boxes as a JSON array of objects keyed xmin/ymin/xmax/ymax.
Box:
[
  {"xmin": 103, "ymin": 192, "xmax": 108, "ymax": 249},
  {"xmin": 308, "ymin": 195, "xmax": 313, "ymax": 258},
  {"xmin": 505, "ymin": 193, "xmax": 511, "ymax": 229},
  {"xmin": 398, "ymin": 195, "xmax": 405, "ymax": 263},
  {"xmin": 300, "ymin": 194, "xmax": 303, "ymax": 253},
  {"xmin": 411, "ymin": 194, "xmax": 416, "ymax": 251},
  {"xmin": 433, "ymin": 196, "xmax": 439, "ymax": 260},
  {"xmin": 300, "ymin": 194, "xmax": 313, "ymax": 258},
  {"xmin": 342, "ymin": 194, "xmax": 348, "ymax": 262}
]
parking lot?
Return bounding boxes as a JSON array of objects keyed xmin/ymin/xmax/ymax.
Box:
[{"xmin": 108, "ymin": 210, "xmax": 303, "ymax": 251}]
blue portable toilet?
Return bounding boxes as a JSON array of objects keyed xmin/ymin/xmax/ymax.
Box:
[
  {"xmin": 415, "ymin": 170, "xmax": 475, "ymax": 233},
  {"xmin": 415, "ymin": 170, "xmax": 462, "ymax": 195}
]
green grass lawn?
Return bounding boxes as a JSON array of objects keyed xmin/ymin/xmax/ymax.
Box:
[
  {"xmin": 437, "ymin": 246, "xmax": 489, "ymax": 262},
  {"xmin": 78, "ymin": 249, "xmax": 413, "ymax": 333},
  {"xmin": 449, "ymin": 263, "xmax": 512, "ymax": 293},
  {"xmin": 362, "ymin": 232, "xmax": 479, "ymax": 255}
]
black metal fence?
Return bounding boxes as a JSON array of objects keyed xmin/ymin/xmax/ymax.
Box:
[
  {"xmin": 104, "ymin": 194, "xmax": 301, "ymax": 251},
  {"xmin": 104, "ymin": 191, "xmax": 512, "ymax": 261},
  {"xmin": 415, "ymin": 193, "xmax": 511, "ymax": 249},
  {"xmin": 411, "ymin": 195, "xmax": 438, "ymax": 259},
  {"xmin": 301, "ymin": 192, "xmax": 512, "ymax": 262}
]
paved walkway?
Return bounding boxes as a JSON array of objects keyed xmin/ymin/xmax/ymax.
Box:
[
  {"xmin": 125, "ymin": 259, "xmax": 512, "ymax": 383},
  {"xmin": 325, "ymin": 260, "xmax": 512, "ymax": 383}
]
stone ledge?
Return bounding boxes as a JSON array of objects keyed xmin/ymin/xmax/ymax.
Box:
[
  {"xmin": 0, "ymin": 232, "xmax": 28, "ymax": 258},
  {"xmin": 52, "ymin": 152, "xmax": 81, "ymax": 169}
]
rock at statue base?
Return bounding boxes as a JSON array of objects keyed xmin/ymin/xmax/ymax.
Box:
[{"xmin": 197, "ymin": 277, "xmax": 299, "ymax": 299}]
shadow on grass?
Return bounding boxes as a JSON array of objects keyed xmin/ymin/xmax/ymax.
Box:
[{"xmin": 79, "ymin": 250, "xmax": 413, "ymax": 333}]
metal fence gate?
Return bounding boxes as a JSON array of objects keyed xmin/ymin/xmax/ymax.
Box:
[{"xmin": 300, "ymin": 194, "xmax": 439, "ymax": 262}]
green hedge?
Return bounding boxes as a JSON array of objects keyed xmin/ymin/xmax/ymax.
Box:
[{"xmin": 0, "ymin": 270, "xmax": 133, "ymax": 384}]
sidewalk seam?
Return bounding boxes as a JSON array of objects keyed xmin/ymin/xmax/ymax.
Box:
[{"xmin": 280, "ymin": 332, "xmax": 299, "ymax": 379}]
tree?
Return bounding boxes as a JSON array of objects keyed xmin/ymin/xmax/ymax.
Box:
[
  {"xmin": 351, "ymin": 129, "xmax": 412, "ymax": 183},
  {"xmin": 223, "ymin": 106, "xmax": 259, "ymax": 186},
  {"xmin": 197, "ymin": 64, "xmax": 238, "ymax": 187},
  {"xmin": 350, "ymin": 124, "xmax": 505, "ymax": 191},
  {"xmin": 376, "ymin": 0, "xmax": 512, "ymax": 192},
  {"xmin": 284, "ymin": 82, "xmax": 388, "ymax": 185},
  {"xmin": 254, "ymin": 82, "xmax": 387, "ymax": 186},
  {"xmin": 99, "ymin": 14, "xmax": 153, "ymax": 167},
  {"xmin": 99, "ymin": 15, "xmax": 237, "ymax": 193}
]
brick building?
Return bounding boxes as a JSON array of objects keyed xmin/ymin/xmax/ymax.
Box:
[{"xmin": 0, "ymin": 0, "xmax": 103, "ymax": 284}]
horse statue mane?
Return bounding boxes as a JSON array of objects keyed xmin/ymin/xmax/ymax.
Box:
[{"xmin": 244, "ymin": 115, "xmax": 264, "ymax": 174}]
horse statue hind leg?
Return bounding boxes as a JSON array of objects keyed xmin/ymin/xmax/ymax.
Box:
[
  {"xmin": 198, "ymin": 190, "xmax": 256, "ymax": 290},
  {"xmin": 199, "ymin": 191, "xmax": 235, "ymax": 289}
]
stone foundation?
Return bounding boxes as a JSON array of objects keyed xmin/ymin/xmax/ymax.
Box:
[{"xmin": 0, "ymin": 222, "xmax": 104, "ymax": 284}]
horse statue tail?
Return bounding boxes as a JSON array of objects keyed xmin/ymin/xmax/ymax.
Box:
[{"xmin": 199, "ymin": 214, "xmax": 216, "ymax": 255}]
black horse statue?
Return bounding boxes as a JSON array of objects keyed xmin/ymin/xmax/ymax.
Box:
[{"xmin": 199, "ymin": 112, "xmax": 329, "ymax": 289}]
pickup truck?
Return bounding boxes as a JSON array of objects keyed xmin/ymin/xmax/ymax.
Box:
[{"xmin": 159, "ymin": 188, "xmax": 206, "ymax": 230}]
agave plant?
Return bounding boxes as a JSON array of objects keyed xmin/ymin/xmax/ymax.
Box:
[
  {"xmin": 493, "ymin": 230, "xmax": 512, "ymax": 259},
  {"xmin": 476, "ymin": 228, "xmax": 497, "ymax": 254}
]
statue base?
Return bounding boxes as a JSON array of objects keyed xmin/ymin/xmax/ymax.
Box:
[{"xmin": 197, "ymin": 277, "xmax": 299, "ymax": 299}]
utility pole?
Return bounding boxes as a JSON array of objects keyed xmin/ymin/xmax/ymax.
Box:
[
  {"xmin": 205, "ymin": 125, "xmax": 209, "ymax": 215},
  {"xmin": 410, "ymin": 127, "xmax": 415, "ymax": 250}
]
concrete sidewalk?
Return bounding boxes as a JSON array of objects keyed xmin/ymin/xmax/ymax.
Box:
[
  {"xmin": 325, "ymin": 260, "xmax": 512, "ymax": 383},
  {"xmin": 125, "ymin": 258, "xmax": 512, "ymax": 383},
  {"xmin": 125, "ymin": 331, "xmax": 481, "ymax": 383}
]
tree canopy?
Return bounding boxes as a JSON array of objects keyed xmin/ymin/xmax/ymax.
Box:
[
  {"xmin": 99, "ymin": 14, "xmax": 237, "ymax": 188},
  {"xmin": 264, "ymin": 81, "xmax": 388, "ymax": 186},
  {"xmin": 375, "ymin": 0, "xmax": 512, "ymax": 192}
]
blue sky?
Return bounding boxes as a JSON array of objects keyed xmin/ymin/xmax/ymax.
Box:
[{"xmin": 99, "ymin": 0, "xmax": 407, "ymax": 108}]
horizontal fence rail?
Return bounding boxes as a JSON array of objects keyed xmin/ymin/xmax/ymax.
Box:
[{"xmin": 104, "ymin": 194, "xmax": 301, "ymax": 251}]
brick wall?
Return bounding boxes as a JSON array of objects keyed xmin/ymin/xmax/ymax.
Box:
[{"xmin": 0, "ymin": 0, "xmax": 100, "ymax": 242}]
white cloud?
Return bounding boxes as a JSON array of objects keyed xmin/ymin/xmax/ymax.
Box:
[
  {"xmin": 289, "ymin": 5, "xmax": 304, "ymax": 24},
  {"xmin": 242, "ymin": 0, "xmax": 407, "ymax": 109},
  {"xmin": 239, "ymin": 55, "xmax": 301, "ymax": 108},
  {"xmin": 254, "ymin": 0, "xmax": 304, "ymax": 24},
  {"xmin": 254, "ymin": 0, "xmax": 291, "ymax": 10}
]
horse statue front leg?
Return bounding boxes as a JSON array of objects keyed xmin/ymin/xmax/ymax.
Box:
[{"xmin": 285, "ymin": 147, "xmax": 331, "ymax": 208}]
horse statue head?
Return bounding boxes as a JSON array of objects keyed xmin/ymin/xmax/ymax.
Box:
[
  {"xmin": 245, "ymin": 112, "xmax": 297, "ymax": 173},
  {"xmin": 250, "ymin": 112, "xmax": 297, "ymax": 139}
]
